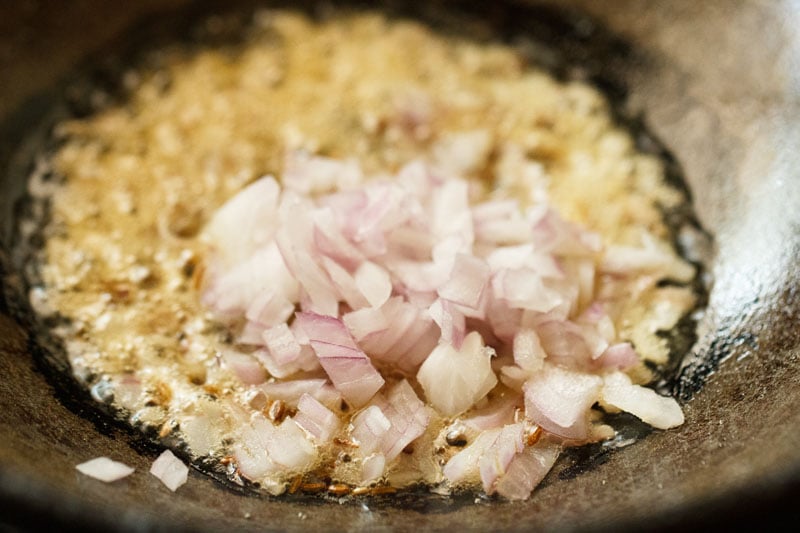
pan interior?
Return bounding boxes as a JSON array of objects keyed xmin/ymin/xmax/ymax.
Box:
[{"xmin": 2, "ymin": 0, "xmax": 798, "ymax": 531}]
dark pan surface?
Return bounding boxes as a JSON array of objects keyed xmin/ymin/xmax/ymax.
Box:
[{"xmin": 2, "ymin": 0, "xmax": 800, "ymax": 531}]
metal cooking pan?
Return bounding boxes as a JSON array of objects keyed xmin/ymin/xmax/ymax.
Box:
[{"xmin": 1, "ymin": 0, "xmax": 799, "ymax": 530}]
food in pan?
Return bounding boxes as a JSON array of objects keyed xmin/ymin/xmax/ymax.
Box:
[{"xmin": 27, "ymin": 9, "xmax": 699, "ymax": 500}]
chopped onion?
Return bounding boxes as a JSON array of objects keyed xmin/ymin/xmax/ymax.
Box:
[
  {"xmin": 535, "ymin": 321, "xmax": 592, "ymax": 369},
  {"xmin": 150, "ymin": 450, "xmax": 189, "ymax": 492},
  {"xmin": 361, "ymin": 453, "xmax": 387, "ymax": 484},
  {"xmin": 523, "ymin": 365, "xmax": 602, "ymax": 440},
  {"xmin": 343, "ymin": 305, "xmax": 389, "ymax": 342},
  {"xmin": 494, "ymin": 442, "xmax": 560, "ymax": 500},
  {"xmin": 203, "ymin": 176, "xmax": 280, "ymax": 268},
  {"xmin": 479, "ymin": 423, "xmax": 525, "ymax": 493},
  {"xmin": 355, "ymin": 261, "xmax": 393, "ymax": 308},
  {"xmin": 262, "ymin": 323, "xmax": 302, "ymax": 365},
  {"xmin": 246, "ymin": 287, "xmax": 296, "ymax": 329},
  {"xmin": 494, "ymin": 268, "xmax": 562, "ymax": 313},
  {"xmin": 417, "ymin": 331, "xmax": 497, "ymax": 417},
  {"xmin": 596, "ymin": 342, "xmax": 639, "ymax": 370},
  {"xmin": 221, "ymin": 349, "xmax": 267, "ymax": 385},
  {"xmin": 513, "ymin": 329, "xmax": 546, "ymax": 372},
  {"xmin": 295, "ymin": 312, "xmax": 384, "ymax": 407},
  {"xmin": 259, "ymin": 378, "xmax": 341, "ymax": 410},
  {"xmin": 437, "ymin": 254, "xmax": 490, "ymax": 310},
  {"xmin": 269, "ymin": 419, "xmax": 318, "ymax": 470},
  {"xmin": 253, "ymin": 345, "xmax": 318, "ymax": 379},
  {"xmin": 443, "ymin": 428, "xmax": 500, "ymax": 485},
  {"xmin": 314, "ymin": 209, "xmax": 366, "ymax": 272},
  {"xmin": 196, "ymin": 153, "xmax": 689, "ymax": 499},
  {"xmin": 358, "ymin": 297, "xmax": 438, "ymax": 371},
  {"xmin": 203, "ymin": 244, "xmax": 296, "ymax": 320},
  {"xmin": 232, "ymin": 415, "xmax": 316, "ymax": 486},
  {"xmin": 462, "ymin": 392, "xmax": 521, "ymax": 431},
  {"xmin": 76, "ymin": 457, "xmax": 134, "ymax": 483},
  {"xmin": 428, "ymin": 298, "xmax": 466, "ymax": 348},
  {"xmin": 295, "ymin": 393, "xmax": 341, "ymax": 442},
  {"xmin": 351, "ymin": 405, "xmax": 391, "ymax": 456},
  {"xmin": 373, "ymin": 380, "xmax": 430, "ymax": 461},
  {"xmin": 351, "ymin": 380, "xmax": 429, "ymax": 464},
  {"xmin": 601, "ymin": 371, "xmax": 684, "ymax": 429}
]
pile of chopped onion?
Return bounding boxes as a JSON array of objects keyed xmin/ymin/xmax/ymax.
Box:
[{"xmin": 200, "ymin": 152, "xmax": 685, "ymax": 500}]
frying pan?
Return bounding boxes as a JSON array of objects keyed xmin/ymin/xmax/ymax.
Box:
[{"xmin": 2, "ymin": 0, "xmax": 800, "ymax": 530}]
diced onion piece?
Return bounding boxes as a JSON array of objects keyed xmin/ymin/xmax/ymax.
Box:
[
  {"xmin": 499, "ymin": 364, "xmax": 529, "ymax": 391},
  {"xmin": 295, "ymin": 393, "xmax": 341, "ymax": 442},
  {"xmin": 232, "ymin": 430, "xmax": 274, "ymax": 482},
  {"xmin": 262, "ymin": 323, "xmax": 302, "ymax": 365},
  {"xmin": 351, "ymin": 405, "xmax": 392, "ymax": 456},
  {"xmin": 253, "ymin": 345, "xmax": 319, "ymax": 379},
  {"xmin": 268, "ymin": 418, "xmax": 318, "ymax": 472},
  {"xmin": 361, "ymin": 453, "xmax": 387, "ymax": 484},
  {"xmin": 479, "ymin": 423, "xmax": 526, "ymax": 493},
  {"xmin": 494, "ymin": 442, "xmax": 560, "ymax": 500},
  {"xmin": 238, "ymin": 321, "xmax": 268, "ymax": 345},
  {"xmin": 530, "ymin": 206, "xmax": 601, "ymax": 256},
  {"xmin": 596, "ymin": 342, "xmax": 639, "ymax": 370},
  {"xmin": 601, "ymin": 372, "xmax": 684, "ymax": 429},
  {"xmin": 221, "ymin": 350, "xmax": 267, "ymax": 385},
  {"xmin": 601, "ymin": 241, "xmax": 694, "ymax": 282},
  {"xmin": 494, "ymin": 268, "xmax": 562, "ymax": 313},
  {"xmin": 374, "ymin": 380, "xmax": 430, "ymax": 461},
  {"xmin": 428, "ymin": 298, "xmax": 466, "ymax": 348},
  {"xmin": 150, "ymin": 450, "xmax": 189, "ymax": 492},
  {"xmin": 293, "ymin": 250, "xmax": 340, "ymax": 316},
  {"xmin": 384, "ymin": 311, "xmax": 439, "ymax": 372},
  {"xmin": 231, "ymin": 415, "xmax": 316, "ymax": 488},
  {"xmin": 295, "ymin": 312, "xmax": 385, "ymax": 407},
  {"xmin": 486, "ymin": 294, "xmax": 523, "ymax": 343},
  {"xmin": 321, "ymin": 256, "xmax": 370, "ymax": 310},
  {"xmin": 513, "ymin": 329, "xmax": 546, "ymax": 372},
  {"xmin": 392, "ymin": 260, "xmax": 450, "ymax": 292},
  {"xmin": 203, "ymin": 243, "xmax": 296, "ymax": 320},
  {"xmin": 429, "ymin": 179, "xmax": 473, "ymax": 244},
  {"xmin": 523, "ymin": 365, "xmax": 602, "ymax": 440},
  {"xmin": 351, "ymin": 381, "xmax": 430, "ymax": 463},
  {"xmin": 535, "ymin": 321, "xmax": 592, "ymax": 368},
  {"xmin": 313, "ymin": 210, "xmax": 365, "ymax": 272},
  {"xmin": 462, "ymin": 392, "xmax": 520, "ymax": 431},
  {"xmin": 259, "ymin": 378, "xmax": 341, "ymax": 410},
  {"xmin": 471, "ymin": 199, "xmax": 520, "ymax": 227},
  {"xmin": 355, "ymin": 261, "xmax": 393, "ymax": 308},
  {"xmin": 246, "ymin": 288, "xmax": 295, "ymax": 329},
  {"xmin": 437, "ymin": 254, "xmax": 490, "ymax": 310},
  {"xmin": 443, "ymin": 428, "xmax": 500, "ymax": 485},
  {"xmin": 343, "ymin": 305, "xmax": 389, "ymax": 342},
  {"xmin": 417, "ymin": 331, "xmax": 497, "ymax": 417},
  {"xmin": 359, "ymin": 298, "xmax": 438, "ymax": 371},
  {"xmin": 76, "ymin": 457, "xmax": 134, "ymax": 483},
  {"xmin": 204, "ymin": 176, "xmax": 280, "ymax": 267}
]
